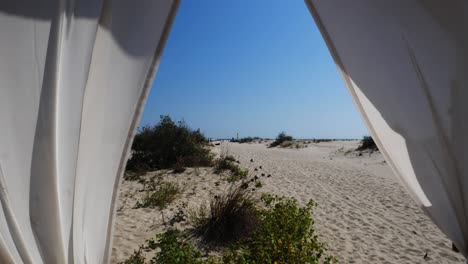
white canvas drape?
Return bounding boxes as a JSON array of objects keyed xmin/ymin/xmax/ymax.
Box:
[
  {"xmin": 0, "ymin": 0, "xmax": 179, "ymax": 263},
  {"xmin": 307, "ymin": 0, "xmax": 468, "ymax": 259}
]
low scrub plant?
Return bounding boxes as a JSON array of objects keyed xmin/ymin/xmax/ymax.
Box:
[
  {"xmin": 123, "ymin": 193, "xmax": 335, "ymax": 264},
  {"xmin": 151, "ymin": 230, "xmax": 208, "ymax": 264},
  {"xmin": 223, "ymin": 194, "xmax": 336, "ymax": 264},
  {"xmin": 238, "ymin": 137, "xmax": 260, "ymax": 144},
  {"xmin": 269, "ymin": 132, "xmax": 294, "ymax": 148},
  {"xmin": 356, "ymin": 136, "xmax": 378, "ymax": 151},
  {"xmin": 279, "ymin": 140, "xmax": 294, "ymax": 148},
  {"xmin": 120, "ymin": 246, "xmax": 146, "ymax": 264},
  {"xmin": 215, "ymin": 155, "xmax": 248, "ymax": 182},
  {"xmin": 254, "ymin": 181, "xmax": 262, "ymax": 188},
  {"xmin": 135, "ymin": 182, "xmax": 180, "ymax": 209},
  {"xmin": 312, "ymin": 138, "xmax": 333, "ymax": 143},
  {"xmin": 123, "ymin": 230, "xmax": 219, "ymax": 264},
  {"xmin": 192, "ymin": 184, "xmax": 258, "ymax": 245},
  {"xmin": 126, "ymin": 115, "xmax": 214, "ymax": 176}
]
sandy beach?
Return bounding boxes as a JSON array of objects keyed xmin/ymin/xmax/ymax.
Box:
[{"xmin": 112, "ymin": 140, "xmax": 464, "ymax": 263}]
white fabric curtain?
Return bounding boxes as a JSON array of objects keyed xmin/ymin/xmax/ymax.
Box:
[
  {"xmin": 306, "ymin": 0, "xmax": 468, "ymax": 259},
  {"xmin": 0, "ymin": 0, "xmax": 179, "ymax": 263}
]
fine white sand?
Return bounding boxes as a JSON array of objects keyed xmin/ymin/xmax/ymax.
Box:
[{"xmin": 111, "ymin": 141, "xmax": 464, "ymax": 263}]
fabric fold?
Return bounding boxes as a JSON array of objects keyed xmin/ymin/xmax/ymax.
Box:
[
  {"xmin": 306, "ymin": 0, "xmax": 468, "ymax": 258},
  {"xmin": 0, "ymin": 0, "xmax": 179, "ymax": 263}
]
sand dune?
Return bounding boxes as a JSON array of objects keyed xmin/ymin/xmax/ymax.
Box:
[{"xmin": 111, "ymin": 141, "xmax": 464, "ymax": 263}]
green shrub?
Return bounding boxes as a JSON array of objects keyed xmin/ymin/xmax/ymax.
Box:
[
  {"xmin": 124, "ymin": 193, "xmax": 335, "ymax": 264},
  {"xmin": 120, "ymin": 246, "xmax": 146, "ymax": 264},
  {"xmin": 135, "ymin": 182, "xmax": 180, "ymax": 209},
  {"xmin": 226, "ymin": 168, "xmax": 248, "ymax": 183},
  {"xmin": 269, "ymin": 132, "xmax": 294, "ymax": 148},
  {"xmin": 223, "ymin": 194, "xmax": 336, "ymax": 264},
  {"xmin": 126, "ymin": 115, "xmax": 214, "ymax": 175},
  {"xmin": 189, "ymin": 204, "xmax": 208, "ymax": 227},
  {"xmin": 356, "ymin": 136, "xmax": 378, "ymax": 151},
  {"xmin": 238, "ymin": 137, "xmax": 260, "ymax": 144},
  {"xmin": 151, "ymin": 230, "xmax": 206, "ymax": 264},
  {"xmin": 124, "ymin": 172, "xmax": 145, "ymax": 181},
  {"xmin": 122, "ymin": 230, "xmax": 220, "ymax": 264},
  {"xmin": 173, "ymin": 158, "xmax": 187, "ymax": 173},
  {"xmin": 215, "ymin": 155, "xmax": 248, "ymax": 182},
  {"xmin": 279, "ymin": 140, "xmax": 294, "ymax": 148},
  {"xmin": 254, "ymin": 181, "xmax": 262, "ymax": 188},
  {"xmin": 312, "ymin": 138, "xmax": 333, "ymax": 143},
  {"xmin": 192, "ymin": 184, "xmax": 258, "ymax": 245}
]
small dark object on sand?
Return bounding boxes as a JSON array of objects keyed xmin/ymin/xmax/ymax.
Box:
[
  {"xmin": 250, "ymin": 159, "xmax": 254, "ymax": 162},
  {"xmin": 254, "ymin": 175, "xmax": 259, "ymax": 180},
  {"xmin": 254, "ymin": 168, "xmax": 258, "ymax": 171},
  {"xmin": 241, "ymin": 182, "xmax": 249, "ymax": 189},
  {"xmin": 423, "ymin": 252, "xmax": 428, "ymax": 259},
  {"xmin": 412, "ymin": 230, "xmax": 417, "ymax": 235},
  {"xmin": 267, "ymin": 174, "xmax": 271, "ymax": 178},
  {"xmin": 215, "ymin": 143, "xmax": 221, "ymax": 146},
  {"xmin": 259, "ymin": 166, "xmax": 262, "ymax": 169},
  {"xmin": 250, "ymin": 179, "xmax": 254, "ymax": 182},
  {"xmin": 236, "ymin": 160, "xmax": 240, "ymax": 164},
  {"xmin": 261, "ymin": 173, "xmax": 265, "ymax": 177}
]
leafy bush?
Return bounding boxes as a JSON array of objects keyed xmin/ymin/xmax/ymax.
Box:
[
  {"xmin": 192, "ymin": 184, "xmax": 258, "ymax": 245},
  {"xmin": 151, "ymin": 230, "xmax": 207, "ymax": 264},
  {"xmin": 269, "ymin": 132, "xmax": 294, "ymax": 148},
  {"xmin": 123, "ymin": 193, "xmax": 335, "ymax": 264},
  {"xmin": 238, "ymin": 137, "xmax": 261, "ymax": 144},
  {"xmin": 279, "ymin": 140, "xmax": 294, "ymax": 148},
  {"xmin": 223, "ymin": 194, "xmax": 336, "ymax": 264},
  {"xmin": 172, "ymin": 159, "xmax": 187, "ymax": 174},
  {"xmin": 356, "ymin": 136, "xmax": 378, "ymax": 151},
  {"xmin": 120, "ymin": 246, "xmax": 146, "ymax": 264},
  {"xmin": 126, "ymin": 115, "xmax": 214, "ymax": 175},
  {"xmin": 313, "ymin": 138, "xmax": 333, "ymax": 143},
  {"xmin": 135, "ymin": 182, "xmax": 180, "ymax": 209},
  {"xmin": 254, "ymin": 181, "xmax": 262, "ymax": 188},
  {"xmin": 215, "ymin": 155, "xmax": 248, "ymax": 182}
]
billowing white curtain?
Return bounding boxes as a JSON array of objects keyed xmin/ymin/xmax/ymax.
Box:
[
  {"xmin": 306, "ymin": 0, "xmax": 468, "ymax": 259},
  {"xmin": 0, "ymin": 0, "xmax": 179, "ymax": 263}
]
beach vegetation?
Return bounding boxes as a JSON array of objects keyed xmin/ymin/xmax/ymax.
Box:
[
  {"xmin": 254, "ymin": 181, "xmax": 262, "ymax": 188},
  {"xmin": 269, "ymin": 132, "xmax": 294, "ymax": 147},
  {"xmin": 151, "ymin": 230, "xmax": 215, "ymax": 264},
  {"xmin": 123, "ymin": 193, "xmax": 335, "ymax": 264},
  {"xmin": 238, "ymin": 137, "xmax": 261, "ymax": 144},
  {"xmin": 135, "ymin": 181, "xmax": 180, "ymax": 209},
  {"xmin": 214, "ymin": 155, "xmax": 248, "ymax": 182},
  {"xmin": 312, "ymin": 138, "xmax": 333, "ymax": 143},
  {"xmin": 126, "ymin": 115, "xmax": 214, "ymax": 176},
  {"xmin": 223, "ymin": 194, "xmax": 336, "ymax": 263},
  {"xmin": 356, "ymin": 136, "xmax": 378, "ymax": 151},
  {"xmin": 120, "ymin": 246, "xmax": 146, "ymax": 264},
  {"xmin": 191, "ymin": 184, "xmax": 258, "ymax": 245}
]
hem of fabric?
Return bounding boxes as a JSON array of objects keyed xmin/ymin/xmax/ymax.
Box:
[
  {"xmin": 303, "ymin": 0, "xmax": 425, "ymax": 210},
  {"xmin": 101, "ymin": 0, "xmax": 181, "ymax": 262}
]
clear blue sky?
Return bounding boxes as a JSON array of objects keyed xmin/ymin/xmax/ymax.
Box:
[{"xmin": 140, "ymin": 0, "xmax": 368, "ymax": 139}]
